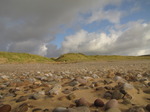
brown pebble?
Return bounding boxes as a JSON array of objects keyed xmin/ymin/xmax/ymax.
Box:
[
  {"xmin": 146, "ymin": 104, "xmax": 150, "ymax": 111},
  {"xmin": 0, "ymin": 104, "xmax": 11, "ymax": 112},
  {"xmin": 94, "ymin": 99, "xmax": 104, "ymax": 107}
]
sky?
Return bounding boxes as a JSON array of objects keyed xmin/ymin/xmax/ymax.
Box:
[{"xmin": 0, "ymin": 0, "xmax": 150, "ymax": 57}]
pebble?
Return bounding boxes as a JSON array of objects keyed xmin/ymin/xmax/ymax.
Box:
[
  {"xmin": 16, "ymin": 96, "xmax": 28, "ymax": 102},
  {"xmin": 48, "ymin": 84, "xmax": 62, "ymax": 96},
  {"xmin": 123, "ymin": 83, "xmax": 134, "ymax": 90},
  {"xmin": 29, "ymin": 94, "xmax": 41, "ymax": 100},
  {"xmin": 105, "ymin": 99, "xmax": 118, "ymax": 110},
  {"xmin": 32, "ymin": 108, "xmax": 43, "ymax": 112},
  {"xmin": 146, "ymin": 104, "xmax": 150, "ymax": 111},
  {"xmin": 13, "ymin": 103, "xmax": 28, "ymax": 112},
  {"xmin": 112, "ymin": 90, "xmax": 123, "ymax": 100},
  {"xmin": 0, "ymin": 104, "xmax": 11, "ymax": 112},
  {"xmin": 127, "ymin": 106, "xmax": 145, "ymax": 112},
  {"xmin": 75, "ymin": 98, "xmax": 91, "ymax": 107},
  {"xmin": 52, "ymin": 107, "xmax": 68, "ymax": 112},
  {"xmin": 67, "ymin": 93, "xmax": 76, "ymax": 100},
  {"xmin": 94, "ymin": 99, "xmax": 105, "ymax": 107},
  {"xmin": 68, "ymin": 106, "xmax": 90, "ymax": 112},
  {"xmin": 106, "ymin": 108, "xmax": 121, "ymax": 112},
  {"xmin": 104, "ymin": 91, "xmax": 112, "ymax": 99}
]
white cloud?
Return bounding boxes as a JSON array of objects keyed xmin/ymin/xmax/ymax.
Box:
[
  {"xmin": 87, "ymin": 9, "xmax": 122, "ymax": 24},
  {"xmin": 62, "ymin": 21, "xmax": 150, "ymax": 56},
  {"xmin": 0, "ymin": 0, "xmax": 122, "ymax": 57}
]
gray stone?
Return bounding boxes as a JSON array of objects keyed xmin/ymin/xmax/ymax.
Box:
[{"xmin": 52, "ymin": 107, "xmax": 68, "ymax": 112}]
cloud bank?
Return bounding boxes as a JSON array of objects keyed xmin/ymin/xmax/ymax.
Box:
[
  {"xmin": 62, "ymin": 21, "xmax": 150, "ymax": 56},
  {"xmin": 0, "ymin": 0, "xmax": 149, "ymax": 57}
]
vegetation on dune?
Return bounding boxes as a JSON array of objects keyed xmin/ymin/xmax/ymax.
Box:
[
  {"xmin": 55, "ymin": 53, "xmax": 150, "ymax": 62},
  {"xmin": 0, "ymin": 52, "xmax": 150, "ymax": 63},
  {"xmin": 0, "ymin": 52, "xmax": 54, "ymax": 63}
]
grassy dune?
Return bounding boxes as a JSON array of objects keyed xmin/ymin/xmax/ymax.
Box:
[
  {"xmin": 0, "ymin": 52, "xmax": 54, "ymax": 64},
  {"xmin": 0, "ymin": 52, "xmax": 150, "ymax": 63},
  {"xmin": 55, "ymin": 53, "xmax": 150, "ymax": 62}
]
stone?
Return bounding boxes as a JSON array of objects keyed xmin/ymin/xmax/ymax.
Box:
[
  {"xmin": 105, "ymin": 99, "xmax": 118, "ymax": 110},
  {"xmin": 68, "ymin": 106, "xmax": 90, "ymax": 112},
  {"xmin": 52, "ymin": 107, "xmax": 68, "ymax": 112},
  {"xmin": 0, "ymin": 104, "xmax": 11, "ymax": 112},
  {"xmin": 75, "ymin": 98, "xmax": 90, "ymax": 107},
  {"xmin": 29, "ymin": 94, "xmax": 41, "ymax": 100},
  {"xmin": 67, "ymin": 93, "xmax": 76, "ymax": 100},
  {"xmin": 146, "ymin": 104, "xmax": 150, "ymax": 111},
  {"xmin": 76, "ymin": 77, "xmax": 87, "ymax": 85},
  {"xmin": 112, "ymin": 90, "xmax": 123, "ymax": 100},
  {"xmin": 122, "ymin": 99, "xmax": 131, "ymax": 105},
  {"xmin": 143, "ymin": 88, "xmax": 150, "ymax": 94},
  {"xmin": 13, "ymin": 103, "xmax": 28, "ymax": 112},
  {"xmin": 16, "ymin": 96, "xmax": 28, "ymax": 102},
  {"xmin": 123, "ymin": 83, "xmax": 134, "ymax": 90},
  {"xmin": 127, "ymin": 106, "xmax": 145, "ymax": 112},
  {"xmin": 104, "ymin": 91, "xmax": 112, "ymax": 99},
  {"xmin": 114, "ymin": 76, "xmax": 126, "ymax": 83},
  {"xmin": 106, "ymin": 108, "xmax": 121, "ymax": 112},
  {"xmin": 94, "ymin": 99, "xmax": 104, "ymax": 107},
  {"xmin": 69, "ymin": 81, "xmax": 78, "ymax": 86},
  {"xmin": 32, "ymin": 108, "xmax": 43, "ymax": 112},
  {"xmin": 48, "ymin": 84, "xmax": 62, "ymax": 96}
]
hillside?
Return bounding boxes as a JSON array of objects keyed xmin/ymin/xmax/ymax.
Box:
[
  {"xmin": 0, "ymin": 52, "xmax": 54, "ymax": 64},
  {"xmin": 0, "ymin": 52, "xmax": 150, "ymax": 63},
  {"xmin": 55, "ymin": 53, "xmax": 150, "ymax": 62}
]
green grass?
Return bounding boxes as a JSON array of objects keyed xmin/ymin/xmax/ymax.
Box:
[
  {"xmin": 0, "ymin": 52, "xmax": 150, "ymax": 63},
  {"xmin": 0, "ymin": 52, "xmax": 54, "ymax": 63},
  {"xmin": 55, "ymin": 53, "xmax": 150, "ymax": 62}
]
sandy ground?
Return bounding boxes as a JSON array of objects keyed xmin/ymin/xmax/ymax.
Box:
[{"xmin": 0, "ymin": 60, "xmax": 150, "ymax": 112}]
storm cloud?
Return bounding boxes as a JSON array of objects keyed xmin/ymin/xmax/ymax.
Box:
[{"xmin": 0, "ymin": 0, "xmax": 149, "ymax": 57}]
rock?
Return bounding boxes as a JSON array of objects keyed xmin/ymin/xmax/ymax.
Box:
[
  {"xmin": 67, "ymin": 93, "xmax": 76, "ymax": 100},
  {"xmin": 94, "ymin": 99, "xmax": 104, "ymax": 107},
  {"xmin": 32, "ymin": 108, "xmax": 43, "ymax": 112},
  {"xmin": 104, "ymin": 79, "xmax": 113, "ymax": 84},
  {"xmin": 52, "ymin": 107, "xmax": 68, "ymax": 112},
  {"xmin": 48, "ymin": 84, "xmax": 62, "ymax": 96},
  {"xmin": 16, "ymin": 96, "xmax": 28, "ymax": 102},
  {"xmin": 76, "ymin": 77, "xmax": 87, "ymax": 85},
  {"xmin": 122, "ymin": 99, "xmax": 131, "ymax": 105},
  {"xmin": 105, "ymin": 99, "xmax": 118, "ymax": 110},
  {"xmin": 146, "ymin": 104, "xmax": 150, "ymax": 111},
  {"xmin": 62, "ymin": 89, "xmax": 72, "ymax": 94},
  {"xmin": 106, "ymin": 108, "xmax": 121, "ymax": 112},
  {"xmin": 75, "ymin": 98, "xmax": 91, "ymax": 107},
  {"xmin": 127, "ymin": 106, "xmax": 145, "ymax": 112},
  {"xmin": 104, "ymin": 91, "xmax": 112, "ymax": 99},
  {"xmin": 0, "ymin": 104, "xmax": 11, "ymax": 112},
  {"xmin": 112, "ymin": 90, "xmax": 123, "ymax": 100},
  {"xmin": 29, "ymin": 94, "xmax": 41, "ymax": 100},
  {"xmin": 143, "ymin": 88, "xmax": 150, "ymax": 94},
  {"xmin": 13, "ymin": 103, "xmax": 28, "ymax": 112},
  {"xmin": 114, "ymin": 76, "xmax": 126, "ymax": 83},
  {"xmin": 123, "ymin": 83, "xmax": 134, "ymax": 90},
  {"xmin": 68, "ymin": 106, "xmax": 90, "ymax": 112},
  {"xmin": 69, "ymin": 81, "xmax": 78, "ymax": 86},
  {"xmin": 43, "ymin": 109, "xmax": 50, "ymax": 112}
]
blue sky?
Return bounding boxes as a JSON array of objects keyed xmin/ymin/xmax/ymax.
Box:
[{"xmin": 0, "ymin": 0, "xmax": 150, "ymax": 57}]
